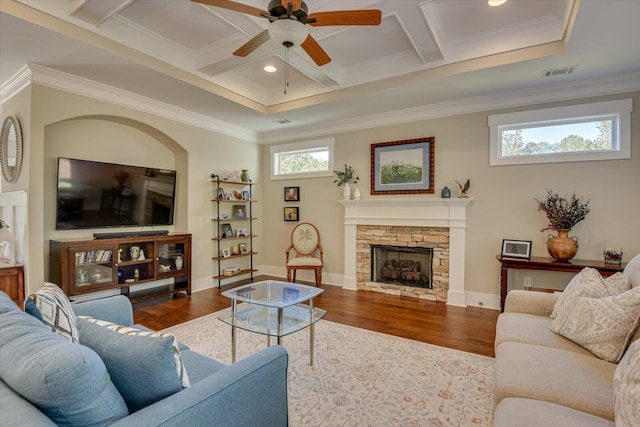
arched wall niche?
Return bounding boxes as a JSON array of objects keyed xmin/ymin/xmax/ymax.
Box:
[{"xmin": 44, "ymin": 115, "xmax": 188, "ymax": 239}]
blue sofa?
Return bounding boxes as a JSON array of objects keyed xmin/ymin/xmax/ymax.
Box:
[{"xmin": 0, "ymin": 292, "xmax": 289, "ymax": 426}]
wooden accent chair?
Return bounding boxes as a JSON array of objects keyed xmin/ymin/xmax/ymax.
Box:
[{"xmin": 286, "ymin": 222, "xmax": 323, "ymax": 286}]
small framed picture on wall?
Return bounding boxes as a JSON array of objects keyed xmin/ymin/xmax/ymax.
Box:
[
  {"xmin": 284, "ymin": 207, "xmax": 299, "ymax": 221},
  {"xmin": 284, "ymin": 186, "xmax": 300, "ymax": 202}
]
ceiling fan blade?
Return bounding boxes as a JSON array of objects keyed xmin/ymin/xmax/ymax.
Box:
[
  {"xmin": 280, "ymin": 0, "xmax": 302, "ymax": 11},
  {"xmin": 191, "ymin": 0, "xmax": 268, "ymax": 18},
  {"xmin": 308, "ymin": 10, "xmax": 382, "ymax": 26},
  {"xmin": 233, "ymin": 29, "xmax": 271, "ymax": 57},
  {"xmin": 300, "ymin": 34, "xmax": 331, "ymax": 66}
]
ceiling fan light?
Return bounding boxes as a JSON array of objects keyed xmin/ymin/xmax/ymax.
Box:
[
  {"xmin": 488, "ymin": 0, "xmax": 507, "ymax": 6},
  {"xmin": 268, "ymin": 19, "xmax": 309, "ymax": 47},
  {"xmin": 264, "ymin": 65, "xmax": 277, "ymax": 72}
]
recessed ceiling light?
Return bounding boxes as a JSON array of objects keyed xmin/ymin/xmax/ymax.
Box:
[
  {"xmin": 488, "ymin": 0, "xmax": 507, "ymax": 6},
  {"xmin": 264, "ymin": 65, "xmax": 277, "ymax": 73}
]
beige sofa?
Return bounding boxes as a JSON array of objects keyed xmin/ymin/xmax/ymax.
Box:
[{"xmin": 492, "ymin": 254, "xmax": 640, "ymax": 427}]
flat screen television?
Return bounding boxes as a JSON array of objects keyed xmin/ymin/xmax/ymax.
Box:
[{"xmin": 55, "ymin": 157, "xmax": 177, "ymax": 230}]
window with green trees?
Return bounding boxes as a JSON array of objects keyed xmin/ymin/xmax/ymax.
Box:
[
  {"xmin": 489, "ymin": 99, "xmax": 631, "ymax": 166},
  {"xmin": 271, "ymin": 138, "xmax": 334, "ymax": 179}
]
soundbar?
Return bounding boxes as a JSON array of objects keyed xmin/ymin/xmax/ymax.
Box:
[{"xmin": 93, "ymin": 230, "xmax": 169, "ymax": 240}]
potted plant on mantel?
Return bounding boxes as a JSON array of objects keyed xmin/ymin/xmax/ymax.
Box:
[
  {"xmin": 536, "ymin": 189, "xmax": 590, "ymax": 261},
  {"xmin": 333, "ymin": 164, "xmax": 360, "ymax": 200}
]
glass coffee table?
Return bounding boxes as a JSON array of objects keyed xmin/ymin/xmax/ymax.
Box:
[{"xmin": 218, "ymin": 280, "xmax": 326, "ymax": 365}]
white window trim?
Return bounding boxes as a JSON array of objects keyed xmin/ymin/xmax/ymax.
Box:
[
  {"xmin": 270, "ymin": 138, "xmax": 335, "ymax": 180},
  {"xmin": 489, "ymin": 99, "xmax": 632, "ymax": 166}
]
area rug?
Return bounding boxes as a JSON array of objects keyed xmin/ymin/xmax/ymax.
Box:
[{"xmin": 162, "ymin": 313, "xmax": 495, "ymax": 427}]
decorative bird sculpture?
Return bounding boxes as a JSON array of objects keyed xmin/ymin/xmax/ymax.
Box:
[{"xmin": 456, "ymin": 179, "xmax": 470, "ymax": 198}]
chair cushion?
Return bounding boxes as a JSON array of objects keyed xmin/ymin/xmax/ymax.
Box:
[
  {"xmin": 494, "ymin": 398, "xmax": 614, "ymax": 427},
  {"xmin": 494, "ymin": 312, "xmax": 594, "ymax": 356},
  {"xmin": 494, "ymin": 341, "xmax": 616, "ymax": 420},
  {"xmin": 614, "ymin": 339, "xmax": 640, "ymax": 426},
  {"xmin": 0, "ymin": 310, "xmax": 128, "ymax": 425},
  {"xmin": 287, "ymin": 257, "xmax": 323, "ymax": 267},
  {"xmin": 24, "ymin": 282, "xmax": 79, "ymax": 343},
  {"xmin": 78, "ymin": 317, "xmax": 189, "ymax": 413}
]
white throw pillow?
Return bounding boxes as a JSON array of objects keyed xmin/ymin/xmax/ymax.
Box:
[
  {"xmin": 614, "ymin": 339, "xmax": 640, "ymax": 426},
  {"xmin": 550, "ymin": 287, "xmax": 640, "ymax": 362},
  {"xmin": 551, "ymin": 268, "xmax": 629, "ymax": 319}
]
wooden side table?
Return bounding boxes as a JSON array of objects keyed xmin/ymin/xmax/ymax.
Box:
[
  {"xmin": 0, "ymin": 264, "xmax": 25, "ymax": 309},
  {"xmin": 497, "ymin": 256, "xmax": 626, "ymax": 312}
]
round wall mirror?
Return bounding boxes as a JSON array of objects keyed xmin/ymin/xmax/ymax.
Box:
[{"xmin": 1, "ymin": 116, "xmax": 23, "ymax": 183}]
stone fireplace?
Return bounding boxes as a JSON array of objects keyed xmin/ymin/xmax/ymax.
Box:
[{"xmin": 338, "ymin": 198, "xmax": 473, "ymax": 307}]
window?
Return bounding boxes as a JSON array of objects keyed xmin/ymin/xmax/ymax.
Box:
[
  {"xmin": 270, "ymin": 138, "xmax": 334, "ymax": 180},
  {"xmin": 489, "ymin": 99, "xmax": 632, "ymax": 166}
]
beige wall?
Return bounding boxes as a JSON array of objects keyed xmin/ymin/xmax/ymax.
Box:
[
  {"xmin": 3, "ymin": 81, "xmax": 638, "ymax": 308},
  {"xmin": 17, "ymin": 84, "xmax": 262, "ymax": 295},
  {"xmin": 261, "ymin": 92, "xmax": 640, "ymax": 308}
]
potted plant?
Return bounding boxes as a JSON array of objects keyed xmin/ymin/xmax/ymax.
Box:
[
  {"xmin": 333, "ymin": 164, "xmax": 359, "ymax": 200},
  {"xmin": 536, "ymin": 189, "xmax": 590, "ymax": 261}
]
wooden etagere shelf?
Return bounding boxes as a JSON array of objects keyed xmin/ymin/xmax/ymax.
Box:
[{"xmin": 211, "ymin": 177, "xmax": 257, "ymax": 287}]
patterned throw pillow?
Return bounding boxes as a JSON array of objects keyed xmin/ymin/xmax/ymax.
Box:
[
  {"xmin": 614, "ymin": 339, "xmax": 640, "ymax": 426},
  {"xmin": 551, "ymin": 268, "xmax": 629, "ymax": 319},
  {"xmin": 550, "ymin": 287, "xmax": 640, "ymax": 362},
  {"xmin": 24, "ymin": 282, "xmax": 79, "ymax": 343}
]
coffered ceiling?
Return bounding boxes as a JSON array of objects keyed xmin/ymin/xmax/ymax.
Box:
[{"xmin": 1, "ymin": 0, "xmax": 640, "ymax": 142}]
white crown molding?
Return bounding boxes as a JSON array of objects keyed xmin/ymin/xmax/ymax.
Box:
[
  {"xmin": 0, "ymin": 65, "xmax": 33, "ymax": 104},
  {"xmin": 3, "ymin": 63, "xmax": 638, "ymax": 146},
  {"xmin": 258, "ymin": 71, "xmax": 640, "ymax": 143},
  {"xmin": 1, "ymin": 64, "xmax": 258, "ymax": 143}
]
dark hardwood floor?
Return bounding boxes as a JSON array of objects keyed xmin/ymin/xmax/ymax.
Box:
[{"xmin": 133, "ymin": 276, "xmax": 500, "ymax": 357}]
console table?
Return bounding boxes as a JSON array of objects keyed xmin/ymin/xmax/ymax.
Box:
[{"xmin": 498, "ymin": 255, "xmax": 627, "ymax": 311}]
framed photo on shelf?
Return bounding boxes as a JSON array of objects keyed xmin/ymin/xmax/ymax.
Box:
[
  {"xmin": 221, "ymin": 223, "xmax": 234, "ymax": 238},
  {"xmin": 232, "ymin": 205, "xmax": 246, "ymax": 218},
  {"xmin": 284, "ymin": 186, "xmax": 300, "ymax": 201},
  {"xmin": 239, "ymin": 243, "xmax": 248, "ymax": 254},
  {"xmin": 217, "ymin": 188, "xmax": 226, "ymax": 200},
  {"xmin": 371, "ymin": 137, "xmax": 435, "ymax": 195},
  {"xmin": 242, "ymin": 190, "xmax": 250, "ymax": 201},
  {"xmin": 221, "ymin": 248, "xmax": 231, "ymax": 258},
  {"xmin": 221, "ymin": 170, "xmax": 239, "ymax": 181},
  {"xmin": 236, "ymin": 228, "xmax": 248, "ymax": 237},
  {"xmin": 226, "ymin": 192, "xmax": 235, "ymax": 200},
  {"xmin": 284, "ymin": 207, "xmax": 299, "ymax": 221},
  {"xmin": 501, "ymin": 239, "xmax": 532, "ymax": 259}
]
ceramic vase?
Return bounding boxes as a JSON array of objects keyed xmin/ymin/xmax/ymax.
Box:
[
  {"xmin": 353, "ymin": 187, "xmax": 361, "ymax": 200},
  {"xmin": 342, "ymin": 183, "xmax": 351, "ymax": 200},
  {"xmin": 547, "ymin": 229, "xmax": 579, "ymax": 261},
  {"xmin": 175, "ymin": 256, "xmax": 184, "ymax": 270},
  {"xmin": 240, "ymin": 169, "xmax": 250, "ymax": 182}
]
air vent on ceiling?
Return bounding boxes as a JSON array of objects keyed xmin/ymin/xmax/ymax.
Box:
[
  {"xmin": 272, "ymin": 119, "xmax": 291, "ymax": 125},
  {"xmin": 542, "ymin": 66, "xmax": 577, "ymax": 78}
]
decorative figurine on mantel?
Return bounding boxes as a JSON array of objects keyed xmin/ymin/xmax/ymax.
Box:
[{"xmin": 456, "ymin": 179, "xmax": 470, "ymax": 198}]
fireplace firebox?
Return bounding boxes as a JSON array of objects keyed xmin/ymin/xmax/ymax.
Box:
[{"xmin": 371, "ymin": 245, "xmax": 433, "ymax": 289}]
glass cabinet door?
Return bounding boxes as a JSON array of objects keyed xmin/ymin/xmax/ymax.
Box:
[
  {"xmin": 71, "ymin": 246, "xmax": 115, "ymax": 290},
  {"xmin": 157, "ymin": 240, "xmax": 186, "ymax": 275}
]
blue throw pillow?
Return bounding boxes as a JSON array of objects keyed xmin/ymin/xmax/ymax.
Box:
[
  {"xmin": 0, "ymin": 310, "xmax": 128, "ymax": 425},
  {"xmin": 78, "ymin": 317, "xmax": 189, "ymax": 413}
]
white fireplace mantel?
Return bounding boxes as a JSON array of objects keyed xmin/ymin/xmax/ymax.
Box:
[{"xmin": 338, "ymin": 198, "xmax": 473, "ymax": 307}]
